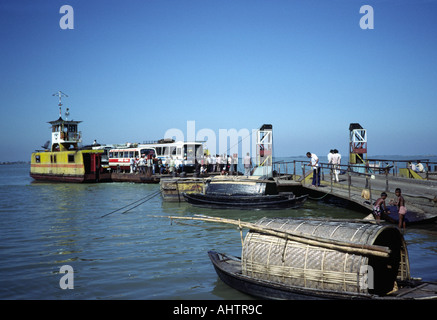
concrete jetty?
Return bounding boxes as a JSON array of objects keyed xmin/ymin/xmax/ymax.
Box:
[
  {"xmin": 157, "ymin": 161, "xmax": 437, "ymax": 224},
  {"xmin": 276, "ymin": 169, "xmax": 437, "ymax": 224}
]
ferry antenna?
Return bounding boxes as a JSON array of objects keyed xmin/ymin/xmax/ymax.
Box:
[{"xmin": 52, "ymin": 91, "xmax": 68, "ymax": 117}]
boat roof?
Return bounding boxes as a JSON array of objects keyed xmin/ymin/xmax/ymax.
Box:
[{"xmin": 48, "ymin": 117, "xmax": 82, "ymax": 125}]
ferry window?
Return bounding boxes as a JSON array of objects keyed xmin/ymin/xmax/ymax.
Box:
[
  {"xmin": 170, "ymin": 147, "xmax": 176, "ymax": 155},
  {"xmin": 109, "ymin": 152, "xmax": 114, "ymax": 158},
  {"xmin": 129, "ymin": 151, "xmax": 134, "ymax": 158},
  {"xmin": 124, "ymin": 152, "xmax": 129, "ymax": 158},
  {"xmin": 35, "ymin": 155, "xmax": 41, "ymax": 163},
  {"xmin": 163, "ymin": 147, "xmax": 169, "ymax": 155},
  {"xmin": 177, "ymin": 148, "xmax": 182, "ymax": 155},
  {"xmin": 156, "ymin": 147, "xmax": 162, "ymax": 156},
  {"xmin": 135, "ymin": 151, "xmax": 139, "ymax": 158},
  {"xmin": 186, "ymin": 145, "xmax": 194, "ymax": 158},
  {"xmin": 195, "ymin": 145, "xmax": 203, "ymax": 158},
  {"xmin": 68, "ymin": 154, "xmax": 75, "ymax": 163},
  {"xmin": 140, "ymin": 149, "xmax": 151, "ymax": 157}
]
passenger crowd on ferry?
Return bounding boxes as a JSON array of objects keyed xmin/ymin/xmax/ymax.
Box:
[{"xmin": 128, "ymin": 153, "xmax": 244, "ymax": 176}]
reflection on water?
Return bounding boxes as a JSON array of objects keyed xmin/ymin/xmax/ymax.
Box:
[{"xmin": 0, "ymin": 164, "xmax": 436, "ymax": 299}]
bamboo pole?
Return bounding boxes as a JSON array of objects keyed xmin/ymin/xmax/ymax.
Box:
[{"xmin": 157, "ymin": 214, "xmax": 391, "ymax": 258}]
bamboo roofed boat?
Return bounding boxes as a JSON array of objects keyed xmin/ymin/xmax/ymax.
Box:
[{"xmin": 162, "ymin": 215, "xmax": 437, "ymax": 300}]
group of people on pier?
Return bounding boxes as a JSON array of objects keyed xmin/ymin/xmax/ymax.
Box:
[
  {"xmin": 306, "ymin": 149, "xmax": 342, "ymax": 188},
  {"xmin": 201, "ymin": 154, "xmax": 239, "ymax": 175},
  {"xmin": 129, "ymin": 154, "xmax": 167, "ymax": 175},
  {"xmin": 306, "ymin": 150, "xmax": 409, "ymax": 231},
  {"xmin": 128, "ymin": 153, "xmax": 245, "ymax": 176}
]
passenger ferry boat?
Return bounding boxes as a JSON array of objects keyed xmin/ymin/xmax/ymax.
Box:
[
  {"xmin": 30, "ymin": 92, "xmax": 111, "ymax": 182},
  {"xmin": 108, "ymin": 139, "xmax": 204, "ymax": 173}
]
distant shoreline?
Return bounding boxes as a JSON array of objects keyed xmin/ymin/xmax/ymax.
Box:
[{"xmin": 0, "ymin": 161, "xmax": 29, "ymax": 165}]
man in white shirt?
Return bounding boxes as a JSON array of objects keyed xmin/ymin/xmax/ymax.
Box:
[
  {"xmin": 243, "ymin": 153, "xmax": 252, "ymax": 177},
  {"xmin": 217, "ymin": 154, "xmax": 222, "ymax": 172},
  {"xmin": 327, "ymin": 150, "xmax": 334, "ymax": 165},
  {"xmin": 331, "ymin": 149, "xmax": 341, "ymax": 182},
  {"xmin": 228, "ymin": 155, "xmax": 234, "ymax": 174},
  {"xmin": 306, "ymin": 152, "xmax": 320, "ymax": 187},
  {"xmin": 211, "ymin": 154, "xmax": 217, "ymax": 172},
  {"xmin": 328, "ymin": 149, "xmax": 334, "ymax": 181}
]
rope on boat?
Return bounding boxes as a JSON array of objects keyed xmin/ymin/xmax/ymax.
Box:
[
  {"xmin": 100, "ymin": 190, "xmax": 161, "ymax": 218},
  {"xmin": 308, "ymin": 190, "xmax": 332, "ymax": 200},
  {"xmin": 154, "ymin": 214, "xmax": 391, "ymax": 258}
]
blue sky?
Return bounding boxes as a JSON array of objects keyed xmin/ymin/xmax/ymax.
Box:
[{"xmin": 1, "ymin": 0, "xmax": 436, "ymax": 161}]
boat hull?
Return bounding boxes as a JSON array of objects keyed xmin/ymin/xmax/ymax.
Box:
[
  {"xmin": 183, "ymin": 192, "xmax": 307, "ymax": 209},
  {"xmin": 208, "ymin": 251, "xmax": 437, "ymax": 300},
  {"xmin": 29, "ymin": 173, "xmax": 86, "ymax": 183}
]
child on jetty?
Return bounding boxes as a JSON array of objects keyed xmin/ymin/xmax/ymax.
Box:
[
  {"xmin": 390, "ymin": 188, "xmax": 407, "ymax": 232},
  {"xmin": 373, "ymin": 192, "xmax": 390, "ymax": 223}
]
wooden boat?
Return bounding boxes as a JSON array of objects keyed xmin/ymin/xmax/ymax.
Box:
[
  {"xmin": 204, "ymin": 217, "xmax": 437, "ymax": 300},
  {"xmin": 383, "ymin": 205, "xmax": 437, "ymax": 225},
  {"xmin": 181, "ymin": 175, "xmax": 308, "ymax": 209},
  {"xmin": 182, "ymin": 192, "xmax": 308, "ymax": 209},
  {"xmin": 160, "ymin": 177, "xmax": 208, "ymax": 202},
  {"xmin": 208, "ymin": 251, "xmax": 437, "ymax": 300},
  {"xmin": 157, "ymin": 215, "xmax": 437, "ymax": 299},
  {"xmin": 204, "ymin": 176, "xmax": 279, "ymax": 195}
]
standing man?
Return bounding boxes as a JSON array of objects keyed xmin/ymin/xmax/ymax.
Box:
[
  {"xmin": 332, "ymin": 149, "xmax": 341, "ymax": 182},
  {"xmin": 129, "ymin": 157, "xmax": 135, "ymax": 173},
  {"xmin": 228, "ymin": 154, "xmax": 234, "ymax": 175},
  {"xmin": 327, "ymin": 149, "xmax": 334, "ymax": 180},
  {"xmin": 217, "ymin": 154, "xmax": 222, "ymax": 172},
  {"xmin": 243, "ymin": 152, "xmax": 252, "ymax": 177},
  {"xmin": 306, "ymin": 152, "xmax": 320, "ymax": 188},
  {"xmin": 211, "ymin": 154, "xmax": 217, "ymax": 173}
]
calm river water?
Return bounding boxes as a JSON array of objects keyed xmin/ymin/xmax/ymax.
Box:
[{"xmin": 1, "ymin": 163, "xmax": 436, "ymax": 300}]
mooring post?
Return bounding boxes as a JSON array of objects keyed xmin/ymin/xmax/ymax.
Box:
[
  {"xmin": 293, "ymin": 160, "xmax": 296, "ymax": 181},
  {"xmin": 369, "ymin": 176, "xmax": 372, "ymax": 204},
  {"xmin": 330, "ymin": 168, "xmax": 333, "ymax": 192},
  {"xmin": 385, "ymin": 170, "xmax": 389, "ymax": 192}
]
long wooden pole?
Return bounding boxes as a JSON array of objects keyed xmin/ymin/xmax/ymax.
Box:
[{"xmin": 157, "ymin": 214, "xmax": 391, "ymax": 258}]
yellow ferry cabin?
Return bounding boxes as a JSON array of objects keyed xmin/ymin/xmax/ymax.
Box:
[{"xmin": 30, "ymin": 92, "xmax": 110, "ymax": 182}]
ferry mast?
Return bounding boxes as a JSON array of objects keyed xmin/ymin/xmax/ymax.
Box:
[{"xmin": 49, "ymin": 91, "xmax": 82, "ymax": 152}]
